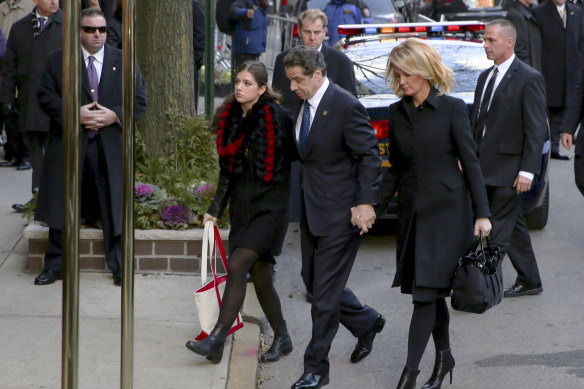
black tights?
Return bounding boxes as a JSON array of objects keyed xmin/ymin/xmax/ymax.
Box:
[
  {"xmin": 216, "ymin": 247, "xmax": 285, "ymax": 330},
  {"xmin": 405, "ymin": 298, "xmax": 450, "ymax": 370}
]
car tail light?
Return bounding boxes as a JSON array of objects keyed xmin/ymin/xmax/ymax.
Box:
[{"xmin": 371, "ymin": 120, "xmax": 389, "ymax": 140}]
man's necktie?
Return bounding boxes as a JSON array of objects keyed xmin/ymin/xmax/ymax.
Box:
[
  {"xmin": 87, "ymin": 56, "xmax": 99, "ymax": 138},
  {"xmin": 560, "ymin": 7, "xmax": 567, "ymax": 27},
  {"xmin": 87, "ymin": 56, "xmax": 99, "ymax": 102},
  {"xmin": 38, "ymin": 17, "xmax": 46, "ymax": 31},
  {"xmin": 475, "ymin": 67, "xmax": 498, "ymax": 150},
  {"xmin": 299, "ymin": 100, "xmax": 311, "ymax": 155}
]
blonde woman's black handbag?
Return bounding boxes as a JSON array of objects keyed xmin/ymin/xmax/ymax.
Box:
[{"xmin": 451, "ymin": 233, "xmax": 503, "ymax": 314}]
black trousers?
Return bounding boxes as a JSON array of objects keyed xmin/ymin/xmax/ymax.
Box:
[
  {"xmin": 231, "ymin": 52, "xmax": 259, "ymax": 85},
  {"xmin": 3, "ymin": 113, "xmax": 29, "ymax": 162},
  {"xmin": 487, "ymin": 185, "xmax": 542, "ymax": 287},
  {"xmin": 44, "ymin": 135, "xmax": 121, "ymax": 276},
  {"xmin": 547, "ymin": 106, "xmax": 565, "ymax": 154},
  {"xmin": 300, "ymin": 209, "xmax": 379, "ymax": 375},
  {"xmin": 24, "ymin": 131, "xmax": 47, "ymax": 193}
]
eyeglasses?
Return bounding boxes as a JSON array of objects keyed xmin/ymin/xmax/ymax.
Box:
[{"xmin": 81, "ymin": 26, "xmax": 107, "ymax": 34}]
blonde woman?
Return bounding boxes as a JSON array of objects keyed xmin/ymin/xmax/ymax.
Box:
[{"xmin": 383, "ymin": 38, "xmax": 492, "ymax": 389}]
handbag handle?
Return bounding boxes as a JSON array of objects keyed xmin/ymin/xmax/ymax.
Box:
[
  {"xmin": 201, "ymin": 222, "xmax": 230, "ymax": 287},
  {"xmin": 200, "ymin": 221, "xmax": 215, "ymax": 286}
]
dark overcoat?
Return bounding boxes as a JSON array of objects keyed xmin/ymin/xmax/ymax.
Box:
[
  {"xmin": 533, "ymin": 0, "xmax": 584, "ymax": 108},
  {"xmin": 272, "ymin": 43, "xmax": 357, "ymax": 111},
  {"xmin": 0, "ymin": 9, "xmax": 63, "ymax": 133},
  {"xmin": 505, "ymin": 1, "xmax": 542, "ymax": 72},
  {"xmin": 35, "ymin": 45, "xmax": 147, "ymax": 235},
  {"xmin": 386, "ymin": 90, "xmax": 490, "ymax": 289}
]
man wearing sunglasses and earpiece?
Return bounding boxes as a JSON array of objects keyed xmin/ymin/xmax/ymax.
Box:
[{"xmin": 33, "ymin": 7, "xmax": 147, "ymax": 286}]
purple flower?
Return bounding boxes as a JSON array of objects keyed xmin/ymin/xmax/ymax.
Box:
[
  {"xmin": 195, "ymin": 183, "xmax": 213, "ymax": 199},
  {"xmin": 160, "ymin": 201, "xmax": 191, "ymax": 226},
  {"xmin": 135, "ymin": 183, "xmax": 154, "ymax": 197}
]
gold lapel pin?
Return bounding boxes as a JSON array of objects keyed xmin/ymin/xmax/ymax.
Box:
[
  {"xmin": 507, "ymin": 74, "xmax": 511, "ymax": 78},
  {"xmin": 113, "ymin": 67, "xmax": 117, "ymax": 71},
  {"xmin": 323, "ymin": 111, "xmax": 328, "ymax": 116},
  {"xmin": 571, "ymin": 11, "xmax": 574, "ymax": 15}
]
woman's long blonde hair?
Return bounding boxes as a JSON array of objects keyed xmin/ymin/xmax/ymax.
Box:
[{"xmin": 385, "ymin": 38, "xmax": 455, "ymax": 98}]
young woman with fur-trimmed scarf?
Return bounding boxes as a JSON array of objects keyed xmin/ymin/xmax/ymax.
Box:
[{"xmin": 186, "ymin": 61, "xmax": 297, "ymax": 365}]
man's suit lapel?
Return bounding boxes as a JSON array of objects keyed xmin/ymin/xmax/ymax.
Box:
[
  {"xmin": 490, "ymin": 58, "xmax": 520, "ymax": 107},
  {"xmin": 472, "ymin": 68, "xmax": 490, "ymax": 128},
  {"xmin": 547, "ymin": 0, "xmax": 565, "ymax": 28},
  {"xmin": 305, "ymin": 83, "xmax": 335, "ymax": 155},
  {"xmin": 99, "ymin": 45, "xmax": 118, "ymax": 102}
]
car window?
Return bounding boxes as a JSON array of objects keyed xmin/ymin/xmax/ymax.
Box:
[{"xmin": 348, "ymin": 39, "xmax": 492, "ymax": 95}]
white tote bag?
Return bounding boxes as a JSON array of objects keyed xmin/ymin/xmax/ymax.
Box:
[{"xmin": 193, "ymin": 221, "xmax": 243, "ymax": 340}]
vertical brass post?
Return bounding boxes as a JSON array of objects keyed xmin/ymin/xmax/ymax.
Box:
[
  {"xmin": 204, "ymin": 0, "xmax": 215, "ymax": 117},
  {"xmin": 121, "ymin": 0, "xmax": 136, "ymax": 387},
  {"xmin": 61, "ymin": 0, "xmax": 81, "ymax": 388}
]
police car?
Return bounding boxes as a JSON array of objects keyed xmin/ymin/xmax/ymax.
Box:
[{"xmin": 337, "ymin": 21, "xmax": 550, "ymax": 229}]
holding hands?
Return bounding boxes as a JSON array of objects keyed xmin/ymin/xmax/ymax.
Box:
[{"xmin": 351, "ymin": 204, "xmax": 377, "ymax": 235}]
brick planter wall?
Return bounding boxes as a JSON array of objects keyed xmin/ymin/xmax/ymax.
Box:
[{"xmin": 24, "ymin": 224, "xmax": 229, "ymax": 274}]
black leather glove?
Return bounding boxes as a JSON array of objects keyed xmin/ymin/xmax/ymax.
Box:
[{"xmin": 1, "ymin": 103, "xmax": 18, "ymax": 118}]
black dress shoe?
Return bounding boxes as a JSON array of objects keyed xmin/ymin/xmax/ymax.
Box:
[
  {"xmin": 17, "ymin": 160, "xmax": 32, "ymax": 170},
  {"xmin": 12, "ymin": 203, "xmax": 26, "ymax": 213},
  {"xmin": 0, "ymin": 158, "xmax": 18, "ymax": 167},
  {"xmin": 504, "ymin": 283, "xmax": 543, "ymax": 297},
  {"xmin": 113, "ymin": 274, "xmax": 122, "ymax": 286},
  {"xmin": 350, "ymin": 313, "xmax": 386, "ymax": 363},
  {"xmin": 551, "ymin": 152, "xmax": 570, "ymax": 160},
  {"xmin": 34, "ymin": 269, "xmax": 62, "ymax": 285},
  {"xmin": 291, "ymin": 373, "xmax": 329, "ymax": 389}
]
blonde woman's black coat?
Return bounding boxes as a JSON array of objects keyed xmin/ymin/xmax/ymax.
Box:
[{"xmin": 385, "ymin": 89, "xmax": 491, "ymax": 290}]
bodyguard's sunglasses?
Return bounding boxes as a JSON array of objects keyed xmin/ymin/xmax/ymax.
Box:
[{"xmin": 81, "ymin": 26, "xmax": 107, "ymax": 34}]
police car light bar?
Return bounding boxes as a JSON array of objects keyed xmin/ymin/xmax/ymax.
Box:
[{"xmin": 338, "ymin": 21, "xmax": 485, "ymax": 36}]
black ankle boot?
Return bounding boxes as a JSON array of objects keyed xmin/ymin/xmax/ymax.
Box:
[
  {"xmin": 261, "ymin": 321, "xmax": 293, "ymax": 362},
  {"xmin": 421, "ymin": 349, "xmax": 455, "ymax": 389},
  {"xmin": 185, "ymin": 324, "xmax": 230, "ymax": 364},
  {"xmin": 396, "ymin": 366, "xmax": 420, "ymax": 389}
]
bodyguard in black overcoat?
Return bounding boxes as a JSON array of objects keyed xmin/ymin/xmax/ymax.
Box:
[
  {"xmin": 34, "ymin": 8, "xmax": 147, "ymax": 285},
  {"xmin": 505, "ymin": 0, "xmax": 541, "ymax": 72},
  {"xmin": 560, "ymin": 68, "xmax": 584, "ymax": 196},
  {"xmin": 471, "ymin": 20, "xmax": 547, "ymax": 297},
  {"xmin": 533, "ymin": 0, "xmax": 584, "ymax": 159},
  {"xmin": 272, "ymin": 8, "xmax": 357, "ymax": 111},
  {"xmin": 0, "ymin": 4, "xmax": 63, "ymax": 189}
]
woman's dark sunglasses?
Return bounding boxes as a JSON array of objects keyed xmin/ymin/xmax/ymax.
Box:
[{"xmin": 81, "ymin": 26, "xmax": 107, "ymax": 34}]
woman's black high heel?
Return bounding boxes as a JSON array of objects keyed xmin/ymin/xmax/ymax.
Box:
[
  {"xmin": 185, "ymin": 324, "xmax": 230, "ymax": 364},
  {"xmin": 261, "ymin": 321, "xmax": 293, "ymax": 362},
  {"xmin": 421, "ymin": 349, "xmax": 455, "ymax": 389},
  {"xmin": 396, "ymin": 366, "xmax": 420, "ymax": 389}
]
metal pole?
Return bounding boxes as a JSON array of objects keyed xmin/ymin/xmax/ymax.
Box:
[
  {"xmin": 121, "ymin": 0, "xmax": 136, "ymax": 387},
  {"xmin": 204, "ymin": 0, "xmax": 215, "ymax": 117},
  {"xmin": 61, "ymin": 0, "xmax": 81, "ymax": 388}
]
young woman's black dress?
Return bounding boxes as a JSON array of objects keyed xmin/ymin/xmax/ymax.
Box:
[{"xmin": 207, "ymin": 96, "xmax": 295, "ymax": 261}]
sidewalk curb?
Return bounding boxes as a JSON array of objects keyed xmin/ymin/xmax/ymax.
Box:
[{"xmin": 227, "ymin": 283, "xmax": 267, "ymax": 389}]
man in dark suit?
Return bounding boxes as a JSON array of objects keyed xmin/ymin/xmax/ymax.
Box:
[
  {"xmin": 471, "ymin": 19, "xmax": 547, "ymax": 297},
  {"xmin": 284, "ymin": 46, "xmax": 384, "ymax": 389},
  {"xmin": 273, "ymin": 8, "xmax": 358, "ymax": 227},
  {"xmin": 272, "ymin": 8, "xmax": 357, "ymax": 111},
  {"xmin": 560, "ymin": 71, "xmax": 584, "ymax": 196},
  {"xmin": 505, "ymin": 0, "xmax": 541, "ymax": 72},
  {"xmin": 33, "ymin": 7, "xmax": 147, "ymax": 285},
  {"xmin": 533, "ymin": 0, "xmax": 584, "ymax": 160},
  {"xmin": 0, "ymin": 0, "xmax": 62, "ymax": 206}
]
